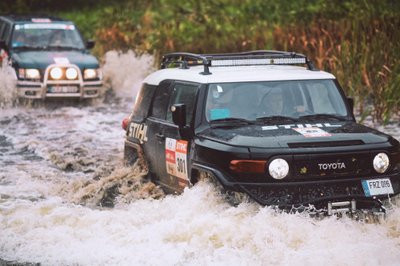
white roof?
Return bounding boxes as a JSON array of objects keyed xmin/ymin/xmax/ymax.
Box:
[{"xmin": 143, "ymin": 65, "xmax": 336, "ymax": 85}]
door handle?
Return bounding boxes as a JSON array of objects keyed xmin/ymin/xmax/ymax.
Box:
[{"xmin": 156, "ymin": 133, "xmax": 165, "ymax": 141}]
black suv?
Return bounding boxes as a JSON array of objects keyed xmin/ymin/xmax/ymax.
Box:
[
  {"xmin": 0, "ymin": 15, "xmax": 102, "ymax": 99},
  {"xmin": 122, "ymin": 51, "xmax": 400, "ymax": 216}
]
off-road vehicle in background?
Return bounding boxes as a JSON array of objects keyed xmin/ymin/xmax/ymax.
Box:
[
  {"xmin": 0, "ymin": 15, "xmax": 102, "ymax": 99},
  {"xmin": 122, "ymin": 50, "xmax": 400, "ymax": 217}
]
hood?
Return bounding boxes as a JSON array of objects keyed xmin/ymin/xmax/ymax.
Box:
[
  {"xmin": 197, "ymin": 121, "xmax": 395, "ymax": 149},
  {"xmin": 11, "ymin": 50, "xmax": 99, "ymax": 70}
]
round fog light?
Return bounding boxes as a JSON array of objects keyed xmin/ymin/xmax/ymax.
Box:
[
  {"xmin": 50, "ymin": 67, "xmax": 62, "ymax": 80},
  {"xmin": 373, "ymin": 153, "xmax": 389, "ymax": 173},
  {"xmin": 66, "ymin": 68, "xmax": 78, "ymax": 80},
  {"xmin": 269, "ymin": 158, "xmax": 289, "ymax": 180}
]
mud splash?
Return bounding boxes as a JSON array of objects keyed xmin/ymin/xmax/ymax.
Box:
[
  {"xmin": 61, "ymin": 161, "xmax": 164, "ymax": 208},
  {"xmin": 1, "ymin": 182, "xmax": 399, "ymax": 266},
  {"xmin": 102, "ymin": 50, "xmax": 155, "ymax": 99},
  {"xmin": 0, "ymin": 58, "xmax": 18, "ymax": 108}
]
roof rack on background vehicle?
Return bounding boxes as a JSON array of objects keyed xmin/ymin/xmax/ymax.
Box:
[
  {"xmin": 4, "ymin": 14, "xmax": 65, "ymax": 22},
  {"xmin": 160, "ymin": 50, "xmax": 319, "ymax": 75}
]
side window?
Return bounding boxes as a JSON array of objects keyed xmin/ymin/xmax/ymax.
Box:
[
  {"xmin": 131, "ymin": 83, "xmax": 157, "ymax": 122},
  {"xmin": 0, "ymin": 21, "xmax": 4, "ymax": 38},
  {"xmin": 167, "ymin": 83, "xmax": 199, "ymax": 124},
  {"xmin": 1, "ymin": 23, "xmax": 10, "ymax": 43},
  {"xmin": 150, "ymin": 80, "xmax": 173, "ymax": 120}
]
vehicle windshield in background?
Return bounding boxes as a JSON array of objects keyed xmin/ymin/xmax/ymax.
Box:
[
  {"xmin": 11, "ymin": 23, "xmax": 85, "ymax": 50},
  {"xmin": 205, "ymin": 79, "xmax": 349, "ymax": 122}
]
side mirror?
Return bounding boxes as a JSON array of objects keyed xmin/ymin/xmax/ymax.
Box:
[
  {"xmin": 347, "ymin": 97, "xmax": 354, "ymax": 114},
  {"xmin": 171, "ymin": 104, "xmax": 186, "ymax": 128},
  {"xmin": 86, "ymin": 40, "xmax": 95, "ymax": 49}
]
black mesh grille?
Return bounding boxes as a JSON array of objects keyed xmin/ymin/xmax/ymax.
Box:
[{"xmin": 292, "ymin": 152, "xmax": 372, "ymax": 179}]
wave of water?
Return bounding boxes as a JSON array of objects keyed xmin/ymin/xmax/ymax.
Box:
[
  {"xmin": 0, "ymin": 52, "xmax": 400, "ymax": 265},
  {"xmin": 102, "ymin": 50, "xmax": 155, "ymax": 99},
  {"xmin": 0, "ymin": 58, "xmax": 18, "ymax": 107}
]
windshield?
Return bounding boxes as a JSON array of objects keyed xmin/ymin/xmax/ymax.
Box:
[
  {"xmin": 11, "ymin": 23, "xmax": 85, "ymax": 50},
  {"xmin": 205, "ymin": 80, "xmax": 349, "ymax": 122}
]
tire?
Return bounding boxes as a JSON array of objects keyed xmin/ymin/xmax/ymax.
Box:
[{"xmin": 197, "ymin": 170, "xmax": 249, "ymax": 206}]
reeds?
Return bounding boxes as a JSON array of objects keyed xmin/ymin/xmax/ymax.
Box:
[{"xmin": 273, "ymin": 17, "xmax": 400, "ymax": 123}]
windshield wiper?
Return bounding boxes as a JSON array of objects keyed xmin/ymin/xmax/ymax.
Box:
[
  {"xmin": 46, "ymin": 45, "xmax": 83, "ymax": 51},
  {"xmin": 209, "ymin": 117, "xmax": 255, "ymax": 127},
  {"xmin": 298, "ymin": 114, "xmax": 348, "ymax": 121},
  {"xmin": 256, "ymin": 115, "xmax": 299, "ymax": 123},
  {"xmin": 12, "ymin": 45, "xmax": 46, "ymax": 50}
]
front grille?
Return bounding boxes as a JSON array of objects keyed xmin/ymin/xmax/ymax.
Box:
[{"xmin": 293, "ymin": 152, "xmax": 372, "ymax": 179}]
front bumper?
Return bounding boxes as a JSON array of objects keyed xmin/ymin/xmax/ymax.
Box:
[
  {"xmin": 192, "ymin": 163, "xmax": 400, "ymax": 209},
  {"xmin": 17, "ymin": 80, "xmax": 102, "ymax": 99},
  {"xmin": 17, "ymin": 64, "xmax": 102, "ymax": 99}
]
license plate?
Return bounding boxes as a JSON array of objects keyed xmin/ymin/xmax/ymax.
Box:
[
  {"xmin": 362, "ymin": 178, "xmax": 394, "ymax": 197},
  {"xmin": 48, "ymin": 86, "xmax": 79, "ymax": 93}
]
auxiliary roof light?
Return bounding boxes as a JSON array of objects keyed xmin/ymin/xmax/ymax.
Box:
[{"xmin": 211, "ymin": 57, "xmax": 306, "ymax": 67}]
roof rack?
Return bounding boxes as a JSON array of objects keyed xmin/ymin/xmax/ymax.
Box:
[
  {"xmin": 2, "ymin": 14, "xmax": 66, "ymax": 22},
  {"xmin": 161, "ymin": 52, "xmax": 212, "ymax": 75},
  {"xmin": 160, "ymin": 50, "xmax": 318, "ymax": 75}
]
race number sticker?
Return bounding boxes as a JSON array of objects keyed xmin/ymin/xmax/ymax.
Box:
[
  {"xmin": 165, "ymin": 138, "xmax": 189, "ymax": 182},
  {"xmin": 293, "ymin": 127, "xmax": 331, "ymax": 138}
]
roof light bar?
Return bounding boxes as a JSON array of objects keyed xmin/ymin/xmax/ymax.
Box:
[
  {"xmin": 211, "ymin": 57, "xmax": 306, "ymax": 67},
  {"xmin": 160, "ymin": 50, "xmax": 318, "ymax": 74}
]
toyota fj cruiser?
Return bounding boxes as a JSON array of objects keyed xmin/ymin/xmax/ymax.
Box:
[
  {"xmin": 122, "ymin": 51, "xmax": 400, "ymax": 216},
  {"xmin": 0, "ymin": 15, "xmax": 102, "ymax": 99}
]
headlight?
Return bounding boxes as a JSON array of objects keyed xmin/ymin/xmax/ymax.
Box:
[
  {"xmin": 66, "ymin": 68, "xmax": 78, "ymax": 80},
  {"xmin": 84, "ymin": 69, "xmax": 98, "ymax": 80},
  {"xmin": 25, "ymin": 69, "xmax": 40, "ymax": 79},
  {"xmin": 50, "ymin": 67, "xmax": 63, "ymax": 80},
  {"xmin": 373, "ymin": 153, "xmax": 389, "ymax": 173},
  {"xmin": 268, "ymin": 158, "xmax": 289, "ymax": 179},
  {"xmin": 18, "ymin": 68, "xmax": 40, "ymax": 80}
]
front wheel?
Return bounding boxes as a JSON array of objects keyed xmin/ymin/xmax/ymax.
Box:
[{"xmin": 197, "ymin": 171, "xmax": 250, "ymax": 206}]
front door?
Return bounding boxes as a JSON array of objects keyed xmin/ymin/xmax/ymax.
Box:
[{"xmin": 150, "ymin": 81, "xmax": 200, "ymax": 192}]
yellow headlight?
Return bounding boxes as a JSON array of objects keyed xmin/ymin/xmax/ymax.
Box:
[
  {"xmin": 84, "ymin": 69, "xmax": 97, "ymax": 80},
  {"xmin": 25, "ymin": 69, "xmax": 40, "ymax": 80}
]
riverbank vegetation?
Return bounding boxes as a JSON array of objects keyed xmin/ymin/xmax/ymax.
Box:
[{"xmin": 2, "ymin": 0, "xmax": 399, "ymax": 122}]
